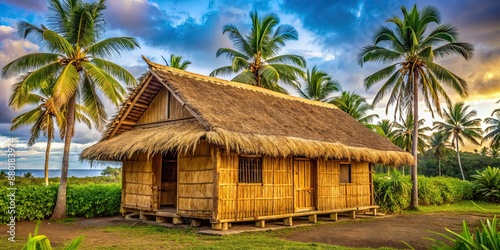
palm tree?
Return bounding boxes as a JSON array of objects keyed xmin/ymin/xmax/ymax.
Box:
[
  {"xmin": 433, "ymin": 103, "xmax": 483, "ymax": 180},
  {"xmin": 427, "ymin": 131, "xmax": 452, "ymax": 176},
  {"xmin": 393, "ymin": 114, "xmax": 430, "ymax": 175},
  {"xmin": 392, "ymin": 114, "xmax": 431, "ymax": 154},
  {"xmin": 374, "ymin": 119, "xmax": 396, "ymax": 140},
  {"xmin": 330, "ymin": 91, "xmax": 379, "ymax": 126},
  {"xmin": 358, "ymin": 4, "xmax": 473, "ymax": 207},
  {"xmin": 10, "ymin": 76, "xmax": 91, "ymax": 186},
  {"xmin": 480, "ymin": 146, "xmax": 489, "ymax": 156},
  {"xmin": 489, "ymin": 147, "xmax": 500, "ymax": 159},
  {"xmin": 161, "ymin": 54, "xmax": 191, "ymax": 70},
  {"xmin": 298, "ymin": 66, "xmax": 341, "ymax": 102},
  {"xmin": 210, "ymin": 10, "xmax": 306, "ymax": 93},
  {"xmin": 483, "ymin": 114, "xmax": 500, "ymax": 149},
  {"xmin": 2, "ymin": 0, "xmax": 139, "ymax": 219}
]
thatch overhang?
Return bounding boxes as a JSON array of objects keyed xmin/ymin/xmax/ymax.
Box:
[{"xmin": 81, "ymin": 58, "xmax": 414, "ymax": 166}]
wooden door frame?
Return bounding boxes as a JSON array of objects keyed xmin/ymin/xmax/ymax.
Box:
[{"xmin": 292, "ymin": 157, "xmax": 318, "ymax": 213}]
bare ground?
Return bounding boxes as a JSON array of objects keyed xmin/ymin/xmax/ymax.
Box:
[{"xmin": 1, "ymin": 213, "xmax": 494, "ymax": 249}]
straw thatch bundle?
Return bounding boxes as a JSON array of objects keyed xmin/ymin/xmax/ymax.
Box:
[{"xmin": 81, "ymin": 59, "xmax": 414, "ymax": 166}]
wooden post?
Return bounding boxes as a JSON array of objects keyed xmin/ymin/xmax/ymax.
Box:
[
  {"xmin": 211, "ymin": 223, "xmax": 222, "ymax": 230},
  {"xmin": 156, "ymin": 216, "xmax": 166, "ymax": 223},
  {"xmin": 139, "ymin": 210, "xmax": 145, "ymax": 220},
  {"xmin": 349, "ymin": 211, "xmax": 356, "ymax": 219},
  {"xmin": 172, "ymin": 217, "xmax": 183, "ymax": 225},
  {"xmin": 221, "ymin": 222, "xmax": 229, "ymax": 231},
  {"xmin": 308, "ymin": 214, "xmax": 317, "ymax": 223},
  {"xmin": 284, "ymin": 217, "xmax": 293, "ymax": 226},
  {"xmin": 372, "ymin": 208, "xmax": 377, "ymax": 216},
  {"xmin": 255, "ymin": 220, "xmax": 266, "ymax": 228},
  {"xmin": 330, "ymin": 213, "xmax": 338, "ymax": 221}
]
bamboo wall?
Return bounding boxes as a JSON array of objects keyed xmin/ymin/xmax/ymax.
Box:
[
  {"xmin": 137, "ymin": 87, "xmax": 193, "ymax": 124},
  {"xmin": 218, "ymin": 153, "xmax": 294, "ymax": 221},
  {"xmin": 122, "ymin": 153, "xmax": 154, "ymax": 210},
  {"xmin": 317, "ymin": 160, "xmax": 372, "ymax": 210},
  {"xmin": 177, "ymin": 141, "xmax": 215, "ymax": 219}
]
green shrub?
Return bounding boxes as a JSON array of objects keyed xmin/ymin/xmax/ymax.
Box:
[
  {"xmin": 22, "ymin": 221, "xmax": 84, "ymax": 250},
  {"xmin": 426, "ymin": 217, "xmax": 500, "ymax": 249},
  {"xmin": 374, "ymin": 171, "xmax": 473, "ymax": 213},
  {"xmin": 374, "ymin": 170, "xmax": 411, "ymax": 213},
  {"xmin": 0, "ymin": 184, "xmax": 121, "ymax": 223},
  {"xmin": 471, "ymin": 166, "xmax": 500, "ymax": 203}
]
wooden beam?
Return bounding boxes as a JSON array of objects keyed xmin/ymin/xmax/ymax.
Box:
[
  {"xmin": 109, "ymin": 74, "xmax": 154, "ymax": 138},
  {"xmin": 134, "ymin": 117, "xmax": 198, "ymax": 129},
  {"xmin": 148, "ymin": 68, "xmax": 211, "ymax": 131},
  {"xmin": 127, "ymin": 102, "xmax": 148, "ymax": 109}
]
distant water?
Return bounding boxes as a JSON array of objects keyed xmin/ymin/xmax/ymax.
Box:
[{"xmin": 9, "ymin": 169, "xmax": 103, "ymax": 178}]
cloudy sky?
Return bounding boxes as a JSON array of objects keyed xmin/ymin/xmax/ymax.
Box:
[{"xmin": 0, "ymin": 0, "xmax": 499, "ymax": 170}]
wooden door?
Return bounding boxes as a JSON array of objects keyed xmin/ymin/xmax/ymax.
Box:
[
  {"xmin": 294, "ymin": 158, "xmax": 316, "ymax": 212},
  {"xmin": 160, "ymin": 152, "xmax": 177, "ymax": 206}
]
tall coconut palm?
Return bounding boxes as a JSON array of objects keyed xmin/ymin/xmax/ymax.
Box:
[
  {"xmin": 483, "ymin": 114, "xmax": 500, "ymax": 149},
  {"xmin": 330, "ymin": 91, "xmax": 379, "ymax": 126},
  {"xmin": 161, "ymin": 54, "xmax": 191, "ymax": 70},
  {"xmin": 10, "ymin": 76, "xmax": 91, "ymax": 186},
  {"xmin": 358, "ymin": 4, "xmax": 473, "ymax": 207},
  {"xmin": 374, "ymin": 119, "xmax": 396, "ymax": 141},
  {"xmin": 298, "ymin": 66, "xmax": 341, "ymax": 102},
  {"xmin": 480, "ymin": 146, "xmax": 489, "ymax": 156},
  {"xmin": 427, "ymin": 131, "xmax": 452, "ymax": 176},
  {"xmin": 433, "ymin": 103, "xmax": 483, "ymax": 180},
  {"xmin": 392, "ymin": 114, "xmax": 431, "ymax": 155},
  {"xmin": 210, "ymin": 10, "xmax": 306, "ymax": 93},
  {"xmin": 2, "ymin": 0, "xmax": 139, "ymax": 219}
]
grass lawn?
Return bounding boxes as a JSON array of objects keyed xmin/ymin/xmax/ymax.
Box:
[{"xmin": 5, "ymin": 201, "xmax": 498, "ymax": 250}]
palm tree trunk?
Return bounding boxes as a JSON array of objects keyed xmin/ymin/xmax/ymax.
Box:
[
  {"xmin": 44, "ymin": 136, "xmax": 52, "ymax": 187},
  {"xmin": 51, "ymin": 95, "xmax": 76, "ymax": 219},
  {"xmin": 438, "ymin": 159, "xmax": 441, "ymax": 176},
  {"xmin": 456, "ymin": 137, "xmax": 465, "ymax": 180},
  {"xmin": 410, "ymin": 72, "xmax": 419, "ymax": 209}
]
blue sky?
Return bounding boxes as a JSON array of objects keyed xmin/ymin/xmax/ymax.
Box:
[{"xmin": 0, "ymin": 0, "xmax": 499, "ymax": 170}]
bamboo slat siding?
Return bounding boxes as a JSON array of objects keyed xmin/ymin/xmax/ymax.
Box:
[
  {"xmin": 177, "ymin": 141, "xmax": 214, "ymax": 219},
  {"xmin": 122, "ymin": 153, "xmax": 153, "ymax": 210},
  {"xmin": 317, "ymin": 159, "xmax": 371, "ymax": 210},
  {"xmin": 136, "ymin": 87, "xmax": 193, "ymax": 125},
  {"xmin": 218, "ymin": 153, "xmax": 294, "ymax": 220}
]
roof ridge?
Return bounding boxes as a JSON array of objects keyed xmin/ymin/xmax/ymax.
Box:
[{"xmin": 143, "ymin": 57, "xmax": 339, "ymax": 110}]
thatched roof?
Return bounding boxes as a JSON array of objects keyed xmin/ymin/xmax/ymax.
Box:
[{"xmin": 81, "ymin": 59, "xmax": 413, "ymax": 166}]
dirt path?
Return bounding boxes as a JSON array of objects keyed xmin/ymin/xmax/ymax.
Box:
[
  {"xmin": 282, "ymin": 213, "xmax": 493, "ymax": 249},
  {"xmin": 1, "ymin": 213, "xmax": 494, "ymax": 249}
]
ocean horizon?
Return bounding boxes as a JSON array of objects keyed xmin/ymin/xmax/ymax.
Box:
[{"xmin": 5, "ymin": 169, "xmax": 103, "ymax": 178}]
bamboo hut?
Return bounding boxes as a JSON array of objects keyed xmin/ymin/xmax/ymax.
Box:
[{"xmin": 81, "ymin": 57, "xmax": 413, "ymax": 230}]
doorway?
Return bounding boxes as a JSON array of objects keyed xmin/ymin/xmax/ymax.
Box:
[
  {"xmin": 160, "ymin": 152, "xmax": 177, "ymax": 207},
  {"xmin": 293, "ymin": 158, "xmax": 316, "ymax": 212}
]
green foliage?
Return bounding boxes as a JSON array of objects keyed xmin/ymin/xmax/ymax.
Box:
[
  {"xmin": 471, "ymin": 166, "xmax": 500, "ymax": 203},
  {"xmin": 22, "ymin": 221, "xmax": 84, "ymax": 250},
  {"xmin": 374, "ymin": 171, "xmax": 472, "ymax": 213},
  {"xmin": 419, "ymin": 152, "xmax": 500, "ymax": 179},
  {"xmin": 66, "ymin": 184, "xmax": 121, "ymax": 218},
  {"xmin": 0, "ymin": 184, "xmax": 121, "ymax": 223},
  {"xmin": 100, "ymin": 166, "xmax": 121, "ymax": 179},
  {"xmin": 374, "ymin": 170, "xmax": 411, "ymax": 213},
  {"xmin": 426, "ymin": 217, "xmax": 500, "ymax": 250}
]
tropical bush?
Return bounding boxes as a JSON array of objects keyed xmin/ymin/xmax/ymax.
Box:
[
  {"xmin": 0, "ymin": 184, "xmax": 121, "ymax": 223},
  {"xmin": 374, "ymin": 171, "xmax": 473, "ymax": 213},
  {"xmin": 374, "ymin": 170, "xmax": 411, "ymax": 213},
  {"xmin": 471, "ymin": 166, "xmax": 500, "ymax": 203},
  {"xmin": 426, "ymin": 217, "xmax": 500, "ymax": 250},
  {"xmin": 22, "ymin": 221, "xmax": 84, "ymax": 250}
]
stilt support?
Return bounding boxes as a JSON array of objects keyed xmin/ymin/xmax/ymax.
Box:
[
  {"xmin": 255, "ymin": 220, "xmax": 266, "ymax": 228},
  {"xmin": 283, "ymin": 217, "xmax": 293, "ymax": 226},
  {"xmin": 349, "ymin": 211, "xmax": 356, "ymax": 219},
  {"xmin": 172, "ymin": 217, "xmax": 183, "ymax": 225},
  {"xmin": 308, "ymin": 214, "xmax": 317, "ymax": 223},
  {"xmin": 330, "ymin": 213, "xmax": 338, "ymax": 221}
]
